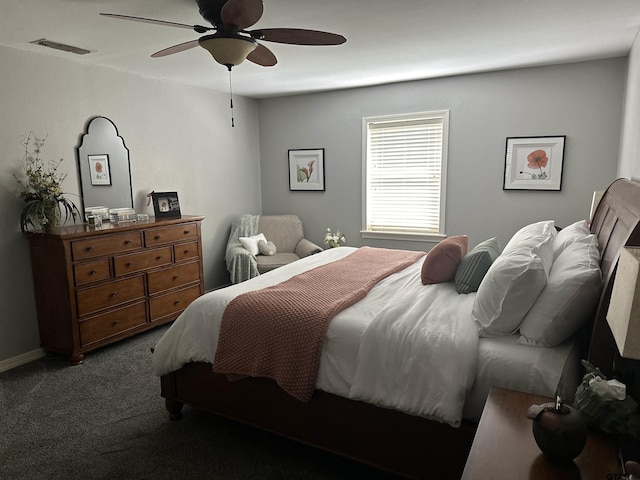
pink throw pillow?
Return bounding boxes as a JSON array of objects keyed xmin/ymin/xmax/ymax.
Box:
[{"xmin": 421, "ymin": 235, "xmax": 469, "ymax": 285}]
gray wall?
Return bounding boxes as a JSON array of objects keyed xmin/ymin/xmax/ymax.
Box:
[
  {"xmin": 258, "ymin": 59, "xmax": 625, "ymax": 251},
  {"xmin": 619, "ymin": 33, "xmax": 640, "ymax": 180},
  {"xmin": 0, "ymin": 46, "xmax": 262, "ymax": 364}
]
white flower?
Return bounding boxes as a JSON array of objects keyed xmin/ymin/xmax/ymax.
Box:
[{"xmin": 324, "ymin": 227, "xmax": 346, "ymax": 248}]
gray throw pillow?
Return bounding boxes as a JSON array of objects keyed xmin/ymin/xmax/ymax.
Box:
[
  {"xmin": 454, "ymin": 237, "xmax": 501, "ymax": 294},
  {"xmin": 258, "ymin": 239, "xmax": 277, "ymax": 256}
]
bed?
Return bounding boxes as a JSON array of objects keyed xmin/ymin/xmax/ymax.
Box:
[{"xmin": 153, "ymin": 178, "xmax": 640, "ymax": 479}]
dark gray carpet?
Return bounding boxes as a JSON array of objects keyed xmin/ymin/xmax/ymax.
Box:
[{"xmin": 0, "ymin": 326, "xmax": 400, "ymax": 480}]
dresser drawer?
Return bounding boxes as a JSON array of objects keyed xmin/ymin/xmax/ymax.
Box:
[
  {"xmin": 149, "ymin": 284, "xmax": 201, "ymax": 321},
  {"xmin": 77, "ymin": 275, "xmax": 145, "ymax": 317},
  {"xmin": 79, "ymin": 301, "xmax": 147, "ymax": 347},
  {"xmin": 113, "ymin": 247, "xmax": 172, "ymax": 276},
  {"xmin": 74, "ymin": 259, "xmax": 111, "ymax": 286},
  {"xmin": 72, "ymin": 232, "xmax": 142, "ymax": 261},
  {"xmin": 175, "ymin": 241, "xmax": 199, "ymax": 262},
  {"xmin": 148, "ymin": 261, "xmax": 200, "ymax": 294},
  {"xmin": 145, "ymin": 223, "xmax": 198, "ymax": 247}
]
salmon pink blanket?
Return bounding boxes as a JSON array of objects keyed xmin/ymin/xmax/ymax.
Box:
[{"xmin": 213, "ymin": 246, "xmax": 425, "ymax": 401}]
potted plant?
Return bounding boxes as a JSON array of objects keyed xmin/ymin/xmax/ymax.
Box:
[
  {"xmin": 324, "ymin": 227, "xmax": 346, "ymax": 248},
  {"xmin": 14, "ymin": 133, "xmax": 81, "ymax": 233}
]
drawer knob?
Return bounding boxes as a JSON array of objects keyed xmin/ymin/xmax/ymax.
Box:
[
  {"xmin": 124, "ymin": 240, "xmax": 132, "ymax": 246},
  {"xmin": 183, "ymin": 249, "xmax": 190, "ymax": 255},
  {"xmin": 183, "ymin": 230, "xmax": 190, "ymax": 235},
  {"xmin": 172, "ymin": 275, "xmax": 179, "ymax": 280},
  {"xmin": 110, "ymin": 292, "xmax": 118, "ymax": 298},
  {"xmin": 173, "ymin": 300, "xmax": 181, "ymax": 306},
  {"xmin": 126, "ymin": 262, "xmax": 134, "ymax": 267},
  {"xmin": 90, "ymin": 270, "xmax": 97, "ymax": 276},
  {"xmin": 154, "ymin": 235, "xmax": 161, "ymax": 240},
  {"xmin": 86, "ymin": 246, "xmax": 94, "ymax": 252},
  {"xmin": 113, "ymin": 321, "xmax": 120, "ymax": 326}
]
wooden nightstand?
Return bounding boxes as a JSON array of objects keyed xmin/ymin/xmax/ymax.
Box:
[{"xmin": 461, "ymin": 387, "xmax": 623, "ymax": 479}]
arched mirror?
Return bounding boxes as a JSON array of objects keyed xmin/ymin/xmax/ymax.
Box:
[{"xmin": 76, "ymin": 116, "xmax": 133, "ymax": 213}]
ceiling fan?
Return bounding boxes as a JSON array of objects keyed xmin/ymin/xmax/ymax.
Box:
[{"xmin": 100, "ymin": 0, "xmax": 347, "ymax": 69}]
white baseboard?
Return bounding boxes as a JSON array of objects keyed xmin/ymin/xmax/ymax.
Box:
[{"xmin": 0, "ymin": 348, "xmax": 46, "ymax": 374}]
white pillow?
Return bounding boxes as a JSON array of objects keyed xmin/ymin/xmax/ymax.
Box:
[
  {"xmin": 503, "ymin": 220, "xmax": 555, "ymax": 256},
  {"xmin": 519, "ymin": 237, "xmax": 602, "ymax": 347},
  {"xmin": 552, "ymin": 220, "xmax": 591, "ymax": 260},
  {"xmin": 239, "ymin": 233, "xmax": 267, "ymax": 255},
  {"xmin": 473, "ymin": 226, "xmax": 555, "ymax": 337}
]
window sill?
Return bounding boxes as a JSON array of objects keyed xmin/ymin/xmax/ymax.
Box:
[{"xmin": 360, "ymin": 230, "xmax": 445, "ymax": 243}]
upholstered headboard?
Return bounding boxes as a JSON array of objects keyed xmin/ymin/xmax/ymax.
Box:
[{"xmin": 588, "ymin": 178, "xmax": 640, "ymax": 375}]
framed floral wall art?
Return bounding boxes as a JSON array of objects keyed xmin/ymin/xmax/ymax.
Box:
[
  {"xmin": 288, "ymin": 148, "xmax": 325, "ymax": 191},
  {"xmin": 503, "ymin": 136, "xmax": 566, "ymax": 191}
]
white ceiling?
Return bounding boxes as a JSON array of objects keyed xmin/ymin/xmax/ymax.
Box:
[{"xmin": 2, "ymin": 0, "xmax": 640, "ymax": 99}]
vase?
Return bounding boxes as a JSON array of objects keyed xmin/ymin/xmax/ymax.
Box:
[
  {"xmin": 527, "ymin": 400, "xmax": 587, "ymax": 462},
  {"xmin": 42, "ymin": 202, "xmax": 61, "ymax": 232}
]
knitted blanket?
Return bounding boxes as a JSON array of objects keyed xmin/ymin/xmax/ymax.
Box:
[
  {"xmin": 213, "ymin": 246, "xmax": 425, "ymax": 401},
  {"xmin": 225, "ymin": 214, "xmax": 260, "ymax": 284}
]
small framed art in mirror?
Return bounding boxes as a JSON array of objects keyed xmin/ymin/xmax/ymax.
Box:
[{"xmin": 88, "ymin": 154, "xmax": 111, "ymax": 186}]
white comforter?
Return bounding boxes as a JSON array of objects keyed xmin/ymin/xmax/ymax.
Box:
[{"xmin": 152, "ymin": 247, "xmax": 479, "ymax": 427}]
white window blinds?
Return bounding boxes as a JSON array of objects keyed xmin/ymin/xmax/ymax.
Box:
[{"xmin": 363, "ymin": 111, "xmax": 449, "ymax": 237}]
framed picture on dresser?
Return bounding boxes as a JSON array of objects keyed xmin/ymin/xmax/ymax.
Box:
[{"xmin": 152, "ymin": 191, "xmax": 181, "ymax": 218}]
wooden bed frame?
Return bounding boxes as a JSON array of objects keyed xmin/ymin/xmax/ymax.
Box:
[{"xmin": 160, "ymin": 178, "xmax": 640, "ymax": 479}]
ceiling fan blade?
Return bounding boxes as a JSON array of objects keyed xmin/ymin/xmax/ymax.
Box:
[
  {"xmin": 151, "ymin": 40, "xmax": 201, "ymax": 58},
  {"xmin": 100, "ymin": 13, "xmax": 214, "ymax": 33},
  {"xmin": 249, "ymin": 28, "xmax": 346, "ymax": 46},
  {"xmin": 221, "ymin": 0, "xmax": 264, "ymax": 29},
  {"xmin": 246, "ymin": 43, "xmax": 277, "ymax": 67}
]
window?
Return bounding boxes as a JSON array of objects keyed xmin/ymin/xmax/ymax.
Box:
[{"xmin": 362, "ymin": 110, "xmax": 449, "ymax": 241}]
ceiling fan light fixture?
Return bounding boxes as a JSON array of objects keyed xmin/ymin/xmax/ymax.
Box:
[{"xmin": 198, "ymin": 34, "xmax": 257, "ymax": 67}]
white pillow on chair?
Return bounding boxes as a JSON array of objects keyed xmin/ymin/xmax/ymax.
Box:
[{"xmin": 239, "ymin": 233, "xmax": 267, "ymax": 255}]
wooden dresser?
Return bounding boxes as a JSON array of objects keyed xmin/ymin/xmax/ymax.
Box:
[{"xmin": 28, "ymin": 216, "xmax": 205, "ymax": 364}]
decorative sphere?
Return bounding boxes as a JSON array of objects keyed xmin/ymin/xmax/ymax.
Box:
[{"xmin": 530, "ymin": 402, "xmax": 587, "ymax": 462}]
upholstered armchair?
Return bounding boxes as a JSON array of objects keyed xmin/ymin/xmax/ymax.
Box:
[{"xmin": 225, "ymin": 214, "xmax": 323, "ymax": 284}]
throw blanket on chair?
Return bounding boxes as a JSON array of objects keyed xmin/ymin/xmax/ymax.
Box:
[
  {"xmin": 213, "ymin": 246, "xmax": 425, "ymax": 401},
  {"xmin": 225, "ymin": 214, "xmax": 260, "ymax": 284}
]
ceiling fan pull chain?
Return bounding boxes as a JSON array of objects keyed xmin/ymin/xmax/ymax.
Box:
[{"xmin": 228, "ymin": 65, "xmax": 235, "ymax": 128}]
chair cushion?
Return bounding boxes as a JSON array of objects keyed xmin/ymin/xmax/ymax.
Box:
[{"xmin": 256, "ymin": 253, "xmax": 301, "ymax": 273}]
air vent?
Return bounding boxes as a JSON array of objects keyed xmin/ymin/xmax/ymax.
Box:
[{"xmin": 30, "ymin": 38, "xmax": 92, "ymax": 55}]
